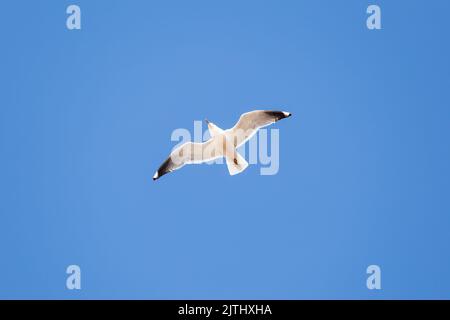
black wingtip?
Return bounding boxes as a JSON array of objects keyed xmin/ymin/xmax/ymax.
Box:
[{"xmin": 267, "ymin": 110, "xmax": 292, "ymax": 121}]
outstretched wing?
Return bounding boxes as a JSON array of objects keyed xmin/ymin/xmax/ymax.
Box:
[
  {"xmin": 228, "ymin": 110, "xmax": 291, "ymax": 147},
  {"xmin": 153, "ymin": 139, "xmax": 221, "ymax": 180}
]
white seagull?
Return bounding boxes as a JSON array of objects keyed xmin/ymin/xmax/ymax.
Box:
[{"xmin": 153, "ymin": 110, "xmax": 292, "ymax": 181}]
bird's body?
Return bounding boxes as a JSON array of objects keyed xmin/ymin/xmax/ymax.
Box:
[{"xmin": 153, "ymin": 110, "xmax": 292, "ymax": 180}]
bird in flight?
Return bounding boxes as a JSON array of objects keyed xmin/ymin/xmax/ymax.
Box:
[{"xmin": 153, "ymin": 110, "xmax": 292, "ymax": 181}]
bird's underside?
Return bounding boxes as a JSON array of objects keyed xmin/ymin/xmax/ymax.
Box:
[{"xmin": 153, "ymin": 110, "xmax": 292, "ymax": 181}]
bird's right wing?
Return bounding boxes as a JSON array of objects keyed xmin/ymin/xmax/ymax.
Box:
[
  {"xmin": 153, "ymin": 139, "xmax": 221, "ymax": 180},
  {"xmin": 228, "ymin": 110, "xmax": 291, "ymax": 147}
]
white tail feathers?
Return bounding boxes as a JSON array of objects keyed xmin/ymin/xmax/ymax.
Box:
[{"xmin": 225, "ymin": 151, "xmax": 249, "ymax": 176}]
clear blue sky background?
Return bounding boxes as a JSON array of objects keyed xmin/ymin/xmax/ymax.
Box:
[{"xmin": 1, "ymin": 0, "xmax": 449, "ymax": 299}]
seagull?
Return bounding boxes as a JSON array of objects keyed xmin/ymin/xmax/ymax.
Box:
[{"xmin": 153, "ymin": 110, "xmax": 292, "ymax": 181}]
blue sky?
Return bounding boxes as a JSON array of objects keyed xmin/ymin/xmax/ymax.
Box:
[{"xmin": 0, "ymin": 0, "xmax": 449, "ymax": 299}]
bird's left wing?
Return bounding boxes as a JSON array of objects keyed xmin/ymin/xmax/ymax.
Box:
[{"xmin": 153, "ymin": 139, "xmax": 221, "ymax": 180}]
